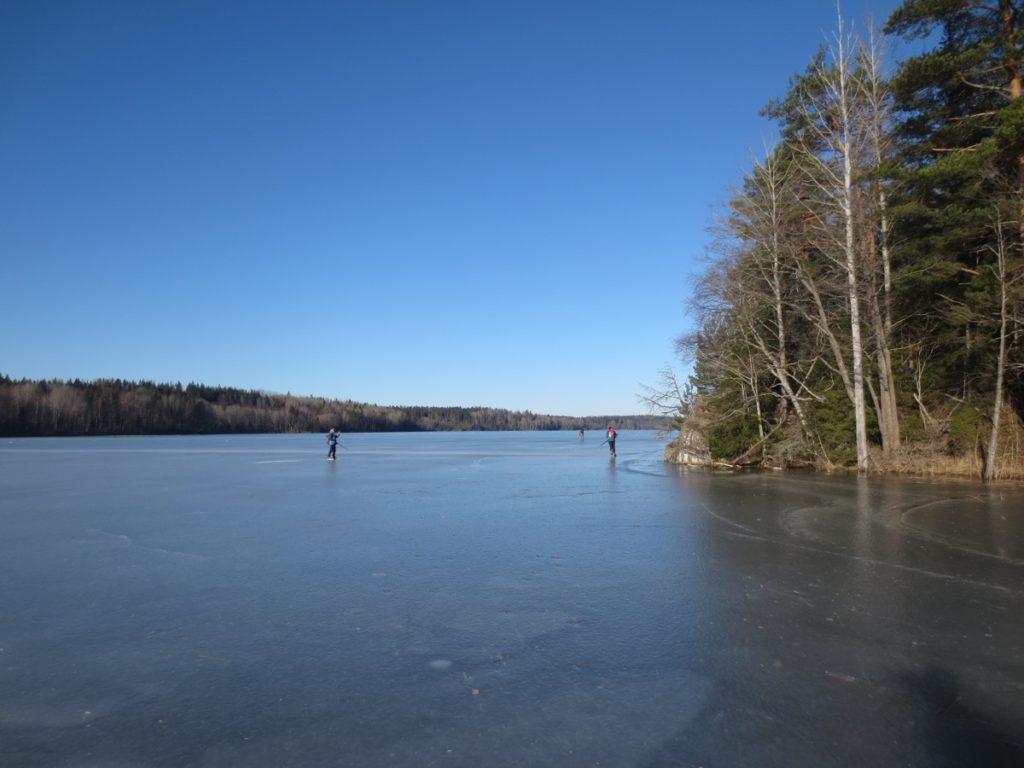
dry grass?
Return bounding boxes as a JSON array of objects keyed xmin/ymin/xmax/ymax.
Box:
[{"xmin": 877, "ymin": 406, "xmax": 1024, "ymax": 481}]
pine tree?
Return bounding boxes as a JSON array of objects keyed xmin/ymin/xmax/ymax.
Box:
[{"xmin": 886, "ymin": 0, "xmax": 1024, "ymax": 470}]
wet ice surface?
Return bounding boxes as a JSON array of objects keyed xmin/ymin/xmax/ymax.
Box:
[{"xmin": 1, "ymin": 431, "xmax": 1021, "ymax": 767}]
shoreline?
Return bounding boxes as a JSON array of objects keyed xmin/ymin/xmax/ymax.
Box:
[{"xmin": 664, "ymin": 436, "xmax": 1024, "ymax": 484}]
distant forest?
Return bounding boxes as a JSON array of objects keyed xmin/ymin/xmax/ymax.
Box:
[{"xmin": 0, "ymin": 376, "xmax": 668, "ymax": 436}]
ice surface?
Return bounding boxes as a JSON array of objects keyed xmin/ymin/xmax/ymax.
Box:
[{"xmin": 1, "ymin": 432, "xmax": 1021, "ymax": 766}]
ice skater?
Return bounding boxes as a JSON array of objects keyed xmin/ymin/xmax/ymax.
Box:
[
  {"xmin": 606, "ymin": 425, "xmax": 617, "ymax": 457},
  {"xmin": 326, "ymin": 427, "xmax": 340, "ymax": 461}
]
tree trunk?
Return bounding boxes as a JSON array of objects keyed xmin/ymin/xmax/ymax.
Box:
[
  {"xmin": 845, "ymin": 194, "xmax": 870, "ymax": 473},
  {"xmin": 835, "ymin": 12, "xmax": 870, "ymax": 473},
  {"xmin": 985, "ymin": 221, "xmax": 1010, "ymax": 481},
  {"xmin": 1000, "ymin": 0, "xmax": 1024, "ymax": 243},
  {"xmin": 863, "ymin": 18, "xmax": 901, "ymax": 456},
  {"xmin": 867, "ymin": 233, "xmax": 901, "ymax": 458}
]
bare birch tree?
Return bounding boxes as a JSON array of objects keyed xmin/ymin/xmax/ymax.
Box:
[
  {"xmin": 728, "ymin": 148, "xmax": 819, "ymax": 447},
  {"xmin": 982, "ymin": 213, "xmax": 1024, "ymax": 479},
  {"xmin": 858, "ymin": 21, "xmax": 901, "ymax": 457},
  {"xmin": 796, "ymin": 7, "xmax": 871, "ymax": 472}
]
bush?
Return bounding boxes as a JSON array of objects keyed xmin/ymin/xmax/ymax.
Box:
[
  {"xmin": 803, "ymin": 380, "xmax": 880, "ymax": 466},
  {"xmin": 706, "ymin": 413, "xmax": 764, "ymax": 461},
  {"xmin": 947, "ymin": 405, "xmax": 987, "ymax": 456}
]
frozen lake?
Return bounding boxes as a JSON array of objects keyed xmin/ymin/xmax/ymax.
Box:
[{"xmin": 1, "ymin": 431, "xmax": 1022, "ymax": 766}]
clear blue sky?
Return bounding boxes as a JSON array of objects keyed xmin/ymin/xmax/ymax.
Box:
[{"xmin": 1, "ymin": 0, "xmax": 905, "ymax": 417}]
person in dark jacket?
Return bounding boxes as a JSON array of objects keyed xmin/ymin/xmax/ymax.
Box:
[
  {"xmin": 327, "ymin": 427, "xmax": 340, "ymax": 461},
  {"xmin": 606, "ymin": 425, "xmax": 617, "ymax": 457}
]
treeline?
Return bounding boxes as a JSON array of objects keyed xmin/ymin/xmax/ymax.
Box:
[
  {"xmin": 0, "ymin": 376, "xmax": 667, "ymax": 436},
  {"xmin": 656, "ymin": 2, "xmax": 1024, "ymax": 480}
]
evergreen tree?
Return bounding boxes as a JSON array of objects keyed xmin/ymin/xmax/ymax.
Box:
[{"xmin": 886, "ymin": 0, "xmax": 1024, "ymax": 455}]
